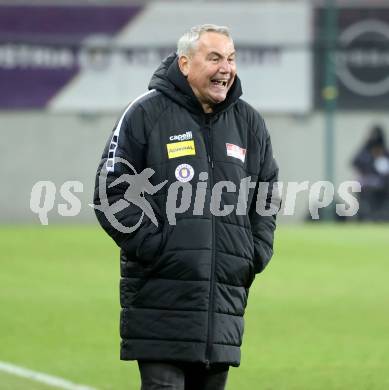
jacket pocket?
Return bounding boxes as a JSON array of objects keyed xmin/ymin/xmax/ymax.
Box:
[{"xmin": 159, "ymin": 222, "xmax": 171, "ymax": 254}]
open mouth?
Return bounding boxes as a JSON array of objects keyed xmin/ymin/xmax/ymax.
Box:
[{"xmin": 211, "ymin": 79, "xmax": 228, "ymax": 87}]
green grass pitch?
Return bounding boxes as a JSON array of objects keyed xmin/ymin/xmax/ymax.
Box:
[{"xmin": 0, "ymin": 224, "xmax": 388, "ymax": 389}]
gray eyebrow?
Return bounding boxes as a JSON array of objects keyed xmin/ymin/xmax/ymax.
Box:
[{"xmin": 207, "ymin": 51, "xmax": 236, "ymax": 58}]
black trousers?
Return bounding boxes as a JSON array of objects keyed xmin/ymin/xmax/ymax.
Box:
[{"xmin": 138, "ymin": 361, "xmax": 229, "ymax": 390}]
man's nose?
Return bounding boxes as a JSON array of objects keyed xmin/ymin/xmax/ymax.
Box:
[{"xmin": 219, "ymin": 59, "xmax": 231, "ymax": 73}]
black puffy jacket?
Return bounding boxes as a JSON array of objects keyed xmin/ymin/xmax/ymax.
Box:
[{"xmin": 94, "ymin": 53, "xmax": 278, "ymax": 367}]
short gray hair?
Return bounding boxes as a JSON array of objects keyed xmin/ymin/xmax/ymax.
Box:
[{"xmin": 177, "ymin": 24, "xmax": 231, "ymax": 57}]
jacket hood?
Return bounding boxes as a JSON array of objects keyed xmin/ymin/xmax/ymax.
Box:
[{"xmin": 148, "ymin": 52, "xmax": 242, "ymax": 116}]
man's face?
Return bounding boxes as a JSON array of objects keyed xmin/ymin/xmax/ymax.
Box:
[{"xmin": 179, "ymin": 32, "xmax": 237, "ymax": 111}]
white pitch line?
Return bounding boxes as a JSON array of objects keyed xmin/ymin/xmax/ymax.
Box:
[{"xmin": 0, "ymin": 361, "xmax": 98, "ymax": 390}]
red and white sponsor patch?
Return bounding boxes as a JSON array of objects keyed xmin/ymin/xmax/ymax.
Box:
[{"xmin": 226, "ymin": 143, "xmax": 246, "ymax": 163}]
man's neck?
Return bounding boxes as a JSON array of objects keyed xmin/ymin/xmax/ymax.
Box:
[
  {"xmin": 189, "ymin": 85, "xmax": 213, "ymax": 113},
  {"xmin": 202, "ymin": 103, "xmax": 213, "ymax": 113}
]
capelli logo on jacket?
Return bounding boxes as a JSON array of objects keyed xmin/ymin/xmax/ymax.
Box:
[{"xmin": 169, "ymin": 131, "xmax": 193, "ymax": 141}]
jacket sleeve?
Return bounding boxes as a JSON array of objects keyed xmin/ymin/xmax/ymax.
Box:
[
  {"xmin": 93, "ymin": 104, "xmax": 164, "ymax": 263},
  {"xmin": 249, "ymin": 118, "xmax": 279, "ymax": 273}
]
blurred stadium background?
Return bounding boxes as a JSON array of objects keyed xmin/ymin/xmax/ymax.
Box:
[{"xmin": 1, "ymin": 0, "xmax": 388, "ymax": 389}]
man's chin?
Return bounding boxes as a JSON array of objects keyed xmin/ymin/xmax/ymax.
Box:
[{"xmin": 209, "ymin": 94, "xmax": 227, "ymax": 104}]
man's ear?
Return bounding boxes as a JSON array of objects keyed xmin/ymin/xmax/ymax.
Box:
[{"xmin": 178, "ymin": 55, "xmax": 190, "ymax": 77}]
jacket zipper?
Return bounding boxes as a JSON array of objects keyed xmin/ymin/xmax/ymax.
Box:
[{"xmin": 205, "ymin": 117, "xmax": 215, "ymax": 369}]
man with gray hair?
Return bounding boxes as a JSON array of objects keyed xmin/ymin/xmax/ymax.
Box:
[{"xmin": 94, "ymin": 24, "xmax": 278, "ymax": 389}]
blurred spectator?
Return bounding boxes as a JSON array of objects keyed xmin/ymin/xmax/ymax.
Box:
[{"xmin": 352, "ymin": 125, "xmax": 389, "ymax": 221}]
